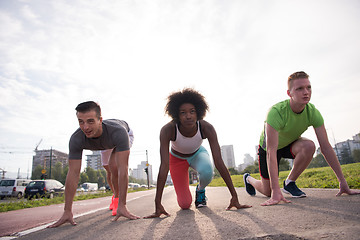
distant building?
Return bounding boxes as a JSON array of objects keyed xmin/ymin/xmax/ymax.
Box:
[
  {"xmin": 32, "ymin": 149, "xmax": 68, "ymax": 170},
  {"xmin": 314, "ymin": 133, "xmax": 360, "ymax": 164},
  {"xmin": 86, "ymin": 151, "xmax": 102, "ymax": 170},
  {"xmin": 130, "ymin": 161, "xmax": 153, "ymax": 183},
  {"xmin": 334, "ymin": 136, "xmax": 360, "ymax": 163},
  {"xmin": 221, "ymin": 145, "xmax": 235, "ymax": 168},
  {"xmin": 237, "ymin": 153, "xmax": 255, "ymax": 172},
  {"xmin": 353, "ymin": 133, "xmax": 360, "ymax": 141}
]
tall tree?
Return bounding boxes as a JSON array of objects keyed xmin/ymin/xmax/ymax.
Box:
[
  {"xmin": 85, "ymin": 167, "xmax": 97, "ymax": 183},
  {"xmin": 97, "ymin": 169, "xmax": 106, "ymax": 187},
  {"xmin": 79, "ymin": 172, "xmax": 89, "ymax": 185},
  {"xmin": 31, "ymin": 165, "xmax": 43, "ymax": 180},
  {"xmin": 352, "ymin": 149, "xmax": 360, "ymax": 163},
  {"xmin": 52, "ymin": 162, "xmax": 63, "ymax": 182},
  {"xmin": 308, "ymin": 153, "xmax": 327, "ymax": 168}
]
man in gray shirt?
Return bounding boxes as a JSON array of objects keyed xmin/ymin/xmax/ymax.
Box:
[{"xmin": 49, "ymin": 101, "xmax": 139, "ymax": 228}]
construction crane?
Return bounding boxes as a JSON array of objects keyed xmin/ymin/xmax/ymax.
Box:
[{"xmin": 35, "ymin": 139, "xmax": 43, "ymax": 151}]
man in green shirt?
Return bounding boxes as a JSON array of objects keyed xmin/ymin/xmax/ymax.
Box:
[{"xmin": 244, "ymin": 71, "xmax": 360, "ymax": 206}]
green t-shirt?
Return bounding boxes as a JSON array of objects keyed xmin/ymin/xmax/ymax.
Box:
[{"xmin": 259, "ymin": 99, "xmax": 324, "ymax": 150}]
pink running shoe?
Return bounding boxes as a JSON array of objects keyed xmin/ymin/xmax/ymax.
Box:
[
  {"xmin": 109, "ymin": 195, "xmax": 115, "ymax": 210},
  {"xmin": 112, "ymin": 197, "xmax": 119, "ymax": 216}
]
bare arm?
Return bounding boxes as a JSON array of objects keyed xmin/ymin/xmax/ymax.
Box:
[
  {"xmin": 202, "ymin": 120, "xmax": 251, "ymax": 210},
  {"xmin": 144, "ymin": 123, "xmax": 172, "ymax": 218},
  {"xmin": 261, "ymin": 123, "xmax": 290, "ymax": 206},
  {"xmin": 47, "ymin": 159, "xmax": 81, "ymax": 228},
  {"xmin": 315, "ymin": 125, "xmax": 360, "ymax": 196},
  {"xmin": 266, "ymin": 124, "xmax": 281, "ymax": 195},
  {"xmin": 115, "ymin": 150, "xmax": 130, "ymax": 206},
  {"xmin": 113, "ymin": 150, "xmax": 140, "ymax": 220}
]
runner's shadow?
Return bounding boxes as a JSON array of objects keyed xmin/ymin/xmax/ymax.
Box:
[
  {"xmin": 161, "ymin": 209, "xmax": 200, "ymax": 240},
  {"xmin": 140, "ymin": 216, "xmax": 168, "ymax": 240},
  {"xmin": 197, "ymin": 207, "xmax": 252, "ymax": 239},
  {"xmin": 283, "ymin": 196, "xmax": 360, "ymax": 222}
]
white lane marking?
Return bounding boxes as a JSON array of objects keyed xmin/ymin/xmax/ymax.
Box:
[{"xmin": 1, "ymin": 190, "xmax": 159, "ymax": 239}]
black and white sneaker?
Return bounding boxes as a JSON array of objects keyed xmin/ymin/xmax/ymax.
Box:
[
  {"xmin": 195, "ymin": 185, "xmax": 207, "ymax": 208},
  {"xmin": 283, "ymin": 181, "xmax": 306, "ymax": 198},
  {"xmin": 243, "ymin": 173, "xmax": 256, "ymax": 196}
]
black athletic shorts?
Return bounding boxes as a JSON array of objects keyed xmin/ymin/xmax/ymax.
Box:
[{"xmin": 257, "ymin": 144, "xmax": 295, "ymax": 180}]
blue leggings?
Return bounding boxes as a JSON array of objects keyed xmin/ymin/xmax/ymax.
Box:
[{"xmin": 169, "ymin": 146, "xmax": 214, "ymax": 209}]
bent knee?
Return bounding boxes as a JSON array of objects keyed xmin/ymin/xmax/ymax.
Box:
[
  {"xmin": 294, "ymin": 139, "xmax": 316, "ymax": 156},
  {"xmin": 178, "ymin": 200, "xmax": 192, "ymax": 209},
  {"xmin": 303, "ymin": 141, "xmax": 316, "ymax": 156},
  {"xmin": 202, "ymin": 169, "xmax": 213, "ymax": 181},
  {"xmin": 199, "ymin": 167, "xmax": 214, "ymax": 180},
  {"xmin": 305, "ymin": 140, "xmax": 316, "ymax": 151}
]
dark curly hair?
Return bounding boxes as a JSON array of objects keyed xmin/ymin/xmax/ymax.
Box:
[{"xmin": 165, "ymin": 88, "xmax": 209, "ymax": 123}]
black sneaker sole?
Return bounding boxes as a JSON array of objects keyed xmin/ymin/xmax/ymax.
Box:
[
  {"xmin": 282, "ymin": 188, "xmax": 307, "ymax": 198},
  {"xmin": 195, "ymin": 203, "xmax": 207, "ymax": 208},
  {"xmin": 243, "ymin": 174, "xmax": 256, "ymax": 196}
]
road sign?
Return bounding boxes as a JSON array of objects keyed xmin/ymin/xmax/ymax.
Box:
[{"xmin": 41, "ymin": 169, "xmax": 46, "ymax": 174}]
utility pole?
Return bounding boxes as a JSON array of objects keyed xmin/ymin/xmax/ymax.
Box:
[
  {"xmin": 49, "ymin": 147, "xmax": 52, "ymax": 179},
  {"xmin": 145, "ymin": 150, "xmax": 149, "ymax": 189}
]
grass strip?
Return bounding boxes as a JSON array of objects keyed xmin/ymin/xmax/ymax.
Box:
[
  {"xmin": 209, "ymin": 162, "xmax": 360, "ymax": 189},
  {"xmin": 0, "ymin": 188, "xmax": 150, "ymax": 212}
]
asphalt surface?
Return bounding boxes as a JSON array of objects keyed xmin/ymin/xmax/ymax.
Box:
[{"xmin": 1, "ymin": 186, "xmax": 359, "ymax": 240}]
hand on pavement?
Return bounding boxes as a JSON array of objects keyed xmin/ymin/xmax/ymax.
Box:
[
  {"xmin": 261, "ymin": 192, "xmax": 291, "ymax": 206},
  {"xmin": 47, "ymin": 211, "xmax": 76, "ymax": 228},
  {"xmin": 112, "ymin": 205, "xmax": 140, "ymax": 221},
  {"xmin": 337, "ymin": 182, "xmax": 360, "ymax": 196},
  {"xmin": 226, "ymin": 196, "xmax": 252, "ymax": 210},
  {"xmin": 143, "ymin": 204, "xmax": 170, "ymax": 218}
]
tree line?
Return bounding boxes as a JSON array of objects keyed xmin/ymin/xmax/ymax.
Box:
[
  {"xmin": 32, "ymin": 162, "xmax": 108, "ymax": 187},
  {"xmin": 31, "ymin": 162, "xmax": 148, "ymax": 187}
]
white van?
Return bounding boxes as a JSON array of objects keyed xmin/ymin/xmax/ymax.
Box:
[
  {"xmin": 0, "ymin": 178, "xmax": 32, "ymax": 199},
  {"xmin": 81, "ymin": 182, "xmax": 98, "ymax": 191}
]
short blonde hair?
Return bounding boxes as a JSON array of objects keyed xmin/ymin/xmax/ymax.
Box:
[{"xmin": 288, "ymin": 71, "xmax": 309, "ymax": 90}]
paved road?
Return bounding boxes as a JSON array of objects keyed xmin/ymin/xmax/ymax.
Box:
[{"xmin": 1, "ymin": 186, "xmax": 359, "ymax": 240}]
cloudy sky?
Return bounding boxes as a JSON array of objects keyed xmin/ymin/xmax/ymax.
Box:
[{"xmin": 1, "ymin": 0, "xmax": 359, "ymax": 179}]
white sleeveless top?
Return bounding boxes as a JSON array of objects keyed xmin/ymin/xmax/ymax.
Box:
[{"xmin": 171, "ymin": 121, "xmax": 203, "ymax": 154}]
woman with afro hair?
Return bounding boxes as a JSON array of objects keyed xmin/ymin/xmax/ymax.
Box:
[{"xmin": 146, "ymin": 88, "xmax": 251, "ymax": 218}]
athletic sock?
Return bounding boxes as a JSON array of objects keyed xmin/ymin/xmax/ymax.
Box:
[{"xmin": 285, "ymin": 179, "xmax": 294, "ymax": 186}]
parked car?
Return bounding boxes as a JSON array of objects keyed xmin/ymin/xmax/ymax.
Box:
[
  {"xmin": 128, "ymin": 183, "xmax": 140, "ymax": 189},
  {"xmin": 81, "ymin": 182, "xmax": 98, "ymax": 192},
  {"xmin": 0, "ymin": 179, "xmax": 31, "ymax": 199},
  {"xmin": 24, "ymin": 179, "xmax": 65, "ymax": 199},
  {"xmin": 76, "ymin": 187, "xmax": 85, "ymax": 192}
]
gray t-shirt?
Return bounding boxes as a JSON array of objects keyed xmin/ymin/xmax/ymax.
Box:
[{"xmin": 69, "ymin": 119, "xmax": 130, "ymax": 159}]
